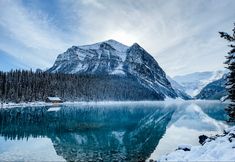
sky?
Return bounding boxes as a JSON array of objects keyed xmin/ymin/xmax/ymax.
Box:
[{"xmin": 0, "ymin": 0, "xmax": 234, "ymax": 77}]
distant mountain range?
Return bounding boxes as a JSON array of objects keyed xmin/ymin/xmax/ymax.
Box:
[
  {"xmin": 195, "ymin": 75, "xmax": 227, "ymax": 100},
  {"xmin": 166, "ymin": 76, "xmax": 192, "ymax": 100},
  {"xmin": 173, "ymin": 71, "xmax": 225, "ymax": 97},
  {"xmin": 47, "ymin": 39, "xmax": 190, "ymax": 100},
  {"xmin": 169, "ymin": 71, "xmax": 227, "ymax": 100}
]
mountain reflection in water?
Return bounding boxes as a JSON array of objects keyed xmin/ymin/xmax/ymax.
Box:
[{"xmin": 0, "ymin": 101, "xmax": 229, "ymax": 161}]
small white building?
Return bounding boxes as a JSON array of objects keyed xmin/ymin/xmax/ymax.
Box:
[{"xmin": 46, "ymin": 97, "xmax": 63, "ymax": 103}]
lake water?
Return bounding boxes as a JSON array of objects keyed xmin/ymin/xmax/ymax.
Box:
[{"xmin": 0, "ymin": 101, "xmax": 231, "ymax": 161}]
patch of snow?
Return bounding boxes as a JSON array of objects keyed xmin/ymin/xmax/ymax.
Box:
[
  {"xmin": 1, "ymin": 102, "xmax": 55, "ymax": 109},
  {"xmin": 71, "ymin": 63, "xmax": 89, "ymax": 73},
  {"xmin": 228, "ymin": 58, "xmax": 235, "ymax": 64},
  {"xmin": 167, "ymin": 76, "xmax": 185, "ymax": 92},
  {"xmin": 110, "ymin": 63, "xmax": 125, "ymax": 75},
  {"xmin": 116, "ymin": 51, "xmax": 126, "ymax": 61},
  {"xmin": 79, "ymin": 39, "xmax": 129, "ymax": 53},
  {"xmin": 226, "ymin": 84, "xmax": 234, "ymax": 89},
  {"xmin": 79, "ymin": 40, "xmax": 128, "ymax": 62},
  {"xmin": 220, "ymin": 95, "xmax": 228, "ymax": 102},
  {"xmin": 76, "ymin": 49, "xmax": 89, "ymax": 61},
  {"xmin": 157, "ymin": 126, "xmax": 235, "ymax": 162},
  {"xmin": 0, "ymin": 101, "xmax": 160, "ymax": 109},
  {"xmin": 91, "ymin": 62, "xmax": 100, "ymax": 73},
  {"xmin": 54, "ymin": 64, "xmax": 62, "ymax": 71},
  {"xmin": 47, "ymin": 97, "xmax": 61, "ymax": 101},
  {"xmin": 47, "ymin": 107, "xmax": 61, "ymax": 112}
]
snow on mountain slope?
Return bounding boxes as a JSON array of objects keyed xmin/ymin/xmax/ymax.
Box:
[
  {"xmin": 47, "ymin": 39, "xmax": 188, "ymax": 100},
  {"xmin": 167, "ymin": 76, "xmax": 191, "ymax": 100},
  {"xmin": 195, "ymin": 75, "xmax": 227, "ymax": 100},
  {"xmin": 80, "ymin": 39, "xmax": 128, "ymax": 53},
  {"xmin": 173, "ymin": 71, "xmax": 225, "ymax": 97},
  {"xmin": 49, "ymin": 40, "xmax": 127, "ymax": 75}
]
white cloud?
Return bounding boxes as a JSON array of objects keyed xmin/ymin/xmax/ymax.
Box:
[
  {"xmin": 80, "ymin": 0, "xmax": 104, "ymax": 9},
  {"xmin": 65, "ymin": 0, "xmax": 235, "ymax": 76},
  {"xmin": 0, "ymin": 1, "xmax": 69, "ymax": 50},
  {"xmin": 0, "ymin": 0, "xmax": 71, "ymax": 68},
  {"xmin": 0, "ymin": 0, "xmax": 234, "ymax": 75}
]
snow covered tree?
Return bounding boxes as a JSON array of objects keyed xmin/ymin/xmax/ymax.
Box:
[{"xmin": 219, "ymin": 23, "xmax": 235, "ymax": 121}]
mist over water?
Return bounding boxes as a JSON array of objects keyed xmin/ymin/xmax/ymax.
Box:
[{"xmin": 0, "ymin": 101, "xmax": 230, "ymax": 161}]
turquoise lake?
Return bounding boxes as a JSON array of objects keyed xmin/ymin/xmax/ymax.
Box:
[{"xmin": 0, "ymin": 101, "xmax": 231, "ymax": 161}]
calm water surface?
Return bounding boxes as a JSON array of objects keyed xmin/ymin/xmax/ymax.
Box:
[{"xmin": 0, "ymin": 101, "xmax": 230, "ymax": 161}]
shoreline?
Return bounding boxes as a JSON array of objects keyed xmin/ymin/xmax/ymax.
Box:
[
  {"xmin": 157, "ymin": 126, "xmax": 235, "ymax": 162},
  {"xmin": 0, "ymin": 99, "xmax": 227, "ymax": 109}
]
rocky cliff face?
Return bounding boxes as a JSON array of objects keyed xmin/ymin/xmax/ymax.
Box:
[{"xmin": 47, "ymin": 39, "xmax": 188, "ymax": 100}]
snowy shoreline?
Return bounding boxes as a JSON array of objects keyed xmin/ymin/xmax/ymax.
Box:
[
  {"xmin": 0, "ymin": 99, "xmax": 226, "ymax": 109},
  {"xmin": 0, "ymin": 101, "xmax": 55, "ymax": 109},
  {"xmin": 157, "ymin": 126, "xmax": 235, "ymax": 162}
]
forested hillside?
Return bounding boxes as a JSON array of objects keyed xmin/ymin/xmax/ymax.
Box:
[
  {"xmin": 0, "ymin": 70, "xmax": 162, "ymax": 102},
  {"xmin": 195, "ymin": 77, "xmax": 227, "ymax": 100}
]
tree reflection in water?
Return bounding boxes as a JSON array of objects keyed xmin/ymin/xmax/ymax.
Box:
[
  {"xmin": 226, "ymin": 103, "xmax": 235, "ymax": 122},
  {"xmin": 0, "ymin": 104, "xmax": 174, "ymax": 161},
  {"xmin": 0, "ymin": 102, "xmax": 230, "ymax": 161}
]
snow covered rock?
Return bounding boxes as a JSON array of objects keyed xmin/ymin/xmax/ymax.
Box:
[
  {"xmin": 47, "ymin": 39, "xmax": 188, "ymax": 100},
  {"xmin": 157, "ymin": 126, "xmax": 235, "ymax": 162},
  {"xmin": 199, "ymin": 135, "xmax": 208, "ymax": 145},
  {"xmin": 176, "ymin": 144, "xmax": 192, "ymax": 151}
]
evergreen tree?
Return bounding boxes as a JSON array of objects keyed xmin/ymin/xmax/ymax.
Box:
[
  {"xmin": 219, "ymin": 23, "xmax": 235, "ymax": 121},
  {"xmin": 0, "ymin": 70, "xmax": 162, "ymax": 102}
]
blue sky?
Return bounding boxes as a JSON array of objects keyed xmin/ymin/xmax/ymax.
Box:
[{"xmin": 0, "ymin": 0, "xmax": 234, "ymax": 76}]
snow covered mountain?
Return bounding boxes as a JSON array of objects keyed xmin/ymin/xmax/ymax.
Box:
[
  {"xmin": 195, "ymin": 75, "xmax": 227, "ymax": 100},
  {"xmin": 167, "ymin": 76, "xmax": 192, "ymax": 100},
  {"xmin": 48, "ymin": 39, "xmax": 128, "ymax": 75},
  {"xmin": 173, "ymin": 71, "xmax": 225, "ymax": 97},
  {"xmin": 48, "ymin": 39, "xmax": 189, "ymax": 100}
]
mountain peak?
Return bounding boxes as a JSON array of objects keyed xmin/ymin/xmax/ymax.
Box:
[
  {"xmin": 104, "ymin": 39, "xmax": 121, "ymax": 44},
  {"xmin": 99, "ymin": 42, "xmax": 116, "ymax": 51},
  {"xmin": 132, "ymin": 42, "xmax": 141, "ymax": 47},
  {"xmin": 47, "ymin": 40, "xmax": 187, "ymax": 100},
  {"xmin": 129, "ymin": 43, "xmax": 144, "ymax": 51},
  {"xmin": 79, "ymin": 39, "xmax": 128, "ymax": 53}
]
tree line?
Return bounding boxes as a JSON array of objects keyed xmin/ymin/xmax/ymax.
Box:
[{"xmin": 0, "ymin": 70, "xmax": 161, "ymax": 103}]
